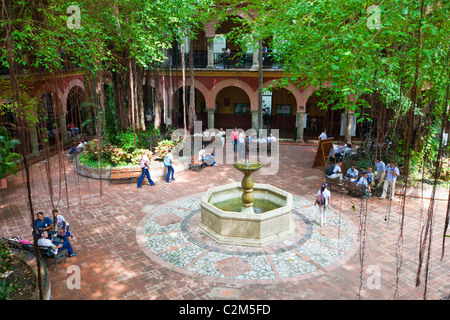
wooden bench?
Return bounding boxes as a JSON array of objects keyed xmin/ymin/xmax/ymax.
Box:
[
  {"xmin": 325, "ymin": 176, "xmax": 343, "ymax": 192},
  {"xmin": 190, "ymin": 155, "xmax": 205, "ymax": 172},
  {"xmin": 109, "ymin": 167, "xmax": 142, "ymax": 185},
  {"xmin": 2, "ymin": 238, "xmax": 68, "ymax": 271}
]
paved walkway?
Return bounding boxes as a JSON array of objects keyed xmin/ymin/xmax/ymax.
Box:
[{"xmin": 0, "ymin": 144, "xmax": 449, "ymax": 300}]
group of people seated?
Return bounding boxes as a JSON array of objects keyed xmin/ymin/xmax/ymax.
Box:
[
  {"xmin": 66, "ymin": 138, "xmax": 88, "ymax": 159},
  {"xmin": 325, "ymin": 157, "xmax": 400, "ymax": 199},
  {"xmin": 31, "ymin": 210, "xmax": 77, "ymax": 257}
]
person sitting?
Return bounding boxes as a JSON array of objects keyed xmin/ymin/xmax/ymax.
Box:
[
  {"xmin": 366, "ymin": 167, "xmax": 374, "ymax": 185},
  {"xmin": 198, "ymin": 145, "xmax": 217, "ymax": 167},
  {"xmin": 76, "ymin": 140, "xmax": 84, "ymax": 152},
  {"xmin": 52, "ymin": 209, "xmax": 73, "ymax": 239},
  {"xmin": 38, "ymin": 231, "xmax": 77, "ymax": 257},
  {"xmin": 318, "ymin": 129, "xmax": 327, "ymax": 140},
  {"xmin": 66, "ymin": 141, "xmax": 77, "ymax": 159},
  {"xmin": 31, "ymin": 211, "xmax": 54, "ymax": 239},
  {"xmin": 345, "ymin": 164, "xmax": 359, "ymax": 182},
  {"xmin": 334, "ymin": 143, "xmax": 352, "ymax": 160},
  {"xmin": 267, "ymin": 133, "xmax": 277, "ymax": 144},
  {"xmin": 325, "ymin": 161, "xmax": 343, "ymax": 182},
  {"xmin": 357, "ymin": 171, "xmax": 372, "ymax": 195}
]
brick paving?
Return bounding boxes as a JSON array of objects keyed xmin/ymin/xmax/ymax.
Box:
[{"xmin": 0, "ymin": 144, "xmax": 449, "ymax": 300}]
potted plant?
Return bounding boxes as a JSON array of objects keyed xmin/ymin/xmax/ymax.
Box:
[{"xmin": 0, "ymin": 128, "xmax": 22, "ymax": 189}]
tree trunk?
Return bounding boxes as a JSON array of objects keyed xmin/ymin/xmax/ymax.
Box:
[
  {"xmin": 189, "ymin": 37, "xmax": 195, "ymax": 133},
  {"xmin": 181, "ymin": 41, "xmax": 187, "ymax": 136},
  {"xmin": 2, "ymin": 1, "xmax": 43, "ymax": 299},
  {"xmin": 153, "ymin": 65, "xmax": 162, "ymax": 130}
]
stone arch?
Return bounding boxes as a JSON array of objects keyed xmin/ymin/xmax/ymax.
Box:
[
  {"xmin": 62, "ymin": 78, "xmax": 85, "ymax": 114},
  {"xmin": 210, "ymin": 78, "xmax": 257, "ymax": 111},
  {"xmin": 172, "ymin": 79, "xmax": 211, "ymax": 108},
  {"xmin": 262, "ymin": 80, "xmax": 303, "ymax": 112}
]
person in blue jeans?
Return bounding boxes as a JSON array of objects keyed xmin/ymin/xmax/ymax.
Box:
[
  {"xmin": 38, "ymin": 231, "xmax": 77, "ymax": 257},
  {"xmin": 137, "ymin": 150, "xmax": 156, "ymax": 188},
  {"xmin": 165, "ymin": 148, "xmax": 175, "ymax": 183},
  {"xmin": 31, "ymin": 211, "xmax": 54, "ymax": 239}
]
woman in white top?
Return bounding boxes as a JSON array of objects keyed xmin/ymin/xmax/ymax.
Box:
[{"xmin": 315, "ymin": 182, "xmax": 331, "ymax": 227}]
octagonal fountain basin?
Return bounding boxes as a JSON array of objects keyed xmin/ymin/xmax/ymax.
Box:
[{"xmin": 198, "ymin": 182, "xmax": 294, "ymax": 246}]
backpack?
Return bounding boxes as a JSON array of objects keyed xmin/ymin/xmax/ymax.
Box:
[
  {"xmin": 316, "ymin": 191, "xmax": 325, "ymax": 206},
  {"xmin": 325, "ymin": 164, "xmax": 336, "ymax": 176},
  {"xmin": 163, "ymin": 155, "xmax": 171, "ymax": 167}
]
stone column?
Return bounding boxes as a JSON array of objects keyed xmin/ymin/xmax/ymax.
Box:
[
  {"xmin": 59, "ymin": 112, "xmax": 69, "ymax": 145},
  {"xmin": 251, "ymin": 50, "xmax": 259, "ymax": 70},
  {"xmin": 207, "ymin": 109, "xmax": 214, "ymax": 129},
  {"xmin": 251, "ymin": 110, "xmax": 258, "ymax": 131},
  {"xmin": 344, "ymin": 112, "xmax": 355, "ymax": 143},
  {"xmin": 206, "ymin": 37, "xmax": 215, "ymax": 69},
  {"xmin": 28, "ymin": 123, "xmax": 40, "ymax": 157},
  {"xmin": 296, "ymin": 111, "xmax": 305, "ymax": 143}
]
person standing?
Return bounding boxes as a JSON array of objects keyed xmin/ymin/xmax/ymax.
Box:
[
  {"xmin": 231, "ymin": 127, "xmax": 239, "ymax": 152},
  {"xmin": 219, "ymin": 128, "xmax": 226, "ymax": 148},
  {"xmin": 137, "ymin": 150, "xmax": 156, "ymax": 188},
  {"xmin": 237, "ymin": 130, "xmax": 246, "ymax": 159},
  {"xmin": 380, "ymin": 162, "xmax": 400, "ymax": 200},
  {"xmin": 314, "ymin": 182, "xmax": 331, "ymax": 227},
  {"xmin": 164, "ymin": 148, "xmax": 175, "ymax": 183},
  {"xmin": 374, "ymin": 158, "xmax": 386, "ymax": 188}
]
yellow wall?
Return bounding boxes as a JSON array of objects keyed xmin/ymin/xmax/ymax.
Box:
[{"xmin": 216, "ymin": 87, "xmax": 250, "ymax": 114}]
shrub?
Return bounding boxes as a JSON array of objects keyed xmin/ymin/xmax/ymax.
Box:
[{"xmin": 155, "ymin": 137, "xmax": 183, "ymax": 158}]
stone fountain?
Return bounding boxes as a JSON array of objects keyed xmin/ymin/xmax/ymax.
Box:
[{"xmin": 198, "ymin": 161, "xmax": 294, "ymax": 246}]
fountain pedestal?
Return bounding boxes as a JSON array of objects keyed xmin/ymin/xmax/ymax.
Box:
[
  {"xmin": 234, "ymin": 162, "xmax": 262, "ymax": 214},
  {"xmin": 198, "ymin": 162, "xmax": 295, "ymax": 246}
]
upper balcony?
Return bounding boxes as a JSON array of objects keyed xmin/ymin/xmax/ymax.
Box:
[{"xmin": 169, "ymin": 51, "xmax": 284, "ymax": 70}]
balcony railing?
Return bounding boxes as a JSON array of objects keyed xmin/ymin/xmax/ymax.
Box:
[{"xmin": 168, "ymin": 51, "xmax": 284, "ymax": 70}]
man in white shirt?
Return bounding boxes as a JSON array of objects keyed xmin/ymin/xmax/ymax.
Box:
[
  {"xmin": 237, "ymin": 131, "xmax": 246, "ymax": 159},
  {"xmin": 374, "ymin": 158, "xmax": 386, "ymax": 188},
  {"xmin": 198, "ymin": 145, "xmax": 217, "ymax": 167},
  {"xmin": 137, "ymin": 150, "xmax": 156, "ymax": 188},
  {"xmin": 357, "ymin": 171, "xmax": 371, "ymax": 194},
  {"xmin": 380, "ymin": 162, "xmax": 400, "ymax": 200},
  {"xmin": 38, "ymin": 231, "xmax": 77, "ymax": 257},
  {"xmin": 345, "ymin": 165, "xmax": 359, "ymax": 182},
  {"xmin": 219, "ymin": 128, "xmax": 226, "ymax": 148},
  {"xmin": 318, "ymin": 129, "xmax": 327, "ymax": 140},
  {"xmin": 52, "ymin": 209, "xmax": 73, "ymax": 238},
  {"xmin": 267, "ymin": 133, "xmax": 277, "ymax": 144},
  {"xmin": 326, "ymin": 162, "xmax": 343, "ymax": 181}
]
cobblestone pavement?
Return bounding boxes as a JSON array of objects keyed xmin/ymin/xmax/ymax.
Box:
[{"xmin": 0, "ymin": 144, "xmax": 449, "ymax": 300}]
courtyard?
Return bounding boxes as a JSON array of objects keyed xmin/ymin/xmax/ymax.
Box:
[{"xmin": 0, "ymin": 143, "xmax": 448, "ymax": 301}]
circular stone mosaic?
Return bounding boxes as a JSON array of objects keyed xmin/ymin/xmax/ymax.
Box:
[{"xmin": 136, "ymin": 194, "xmax": 358, "ymax": 283}]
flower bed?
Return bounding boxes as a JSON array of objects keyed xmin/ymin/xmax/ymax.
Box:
[{"xmin": 74, "ymin": 155, "xmax": 191, "ymax": 180}]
